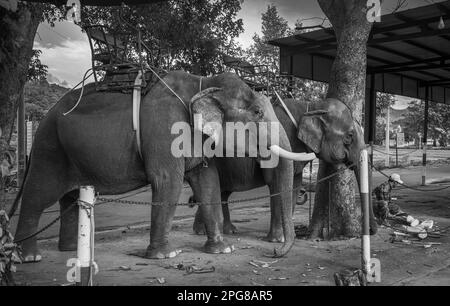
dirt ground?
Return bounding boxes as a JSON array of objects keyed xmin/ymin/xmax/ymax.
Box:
[{"xmin": 7, "ymin": 164, "xmax": 450, "ymax": 286}]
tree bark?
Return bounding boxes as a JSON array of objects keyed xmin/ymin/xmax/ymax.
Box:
[
  {"xmin": 0, "ymin": 3, "xmax": 42, "ymax": 144},
  {"xmin": 310, "ymin": 0, "xmax": 372, "ymax": 239}
]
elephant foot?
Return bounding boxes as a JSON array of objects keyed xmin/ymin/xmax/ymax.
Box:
[
  {"xmin": 204, "ymin": 240, "xmax": 235, "ymax": 254},
  {"xmin": 264, "ymin": 231, "xmax": 285, "ymax": 243},
  {"xmin": 223, "ymin": 222, "xmax": 238, "ymax": 235},
  {"xmin": 145, "ymin": 244, "xmax": 182, "ymax": 259},
  {"xmin": 18, "ymin": 245, "xmax": 42, "ymax": 263},
  {"xmin": 22, "ymin": 254, "xmax": 42, "ymax": 263},
  {"xmin": 193, "ymin": 221, "xmax": 206, "ymax": 235},
  {"xmin": 16, "ymin": 239, "xmax": 42, "ymax": 263}
]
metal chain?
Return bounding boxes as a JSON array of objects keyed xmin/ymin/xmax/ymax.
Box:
[
  {"xmin": 13, "ymin": 163, "xmax": 355, "ymax": 244},
  {"xmin": 96, "ymin": 164, "xmax": 355, "ymax": 207},
  {"xmin": 372, "ymin": 147, "xmax": 420, "ymax": 157}
]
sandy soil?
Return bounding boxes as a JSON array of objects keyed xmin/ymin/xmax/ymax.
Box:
[{"xmin": 10, "ymin": 164, "xmax": 450, "ymax": 286}]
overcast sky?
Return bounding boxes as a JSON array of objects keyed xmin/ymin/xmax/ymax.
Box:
[{"xmin": 34, "ymin": 0, "xmax": 443, "ymax": 108}]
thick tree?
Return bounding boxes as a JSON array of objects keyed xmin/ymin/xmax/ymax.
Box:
[
  {"xmin": 309, "ymin": 0, "xmax": 373, "ymax": 238},
  {"xmin": 0, "ymin": 3, "xmax": 44, "ymax": 142}
]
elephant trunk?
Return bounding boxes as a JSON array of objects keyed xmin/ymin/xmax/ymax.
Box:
[{"xmin": 271, "ymin": 127, "xmax": 296, "ymax": 257}]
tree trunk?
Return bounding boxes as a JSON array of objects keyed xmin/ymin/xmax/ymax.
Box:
[
  {"xmin": 0, "ymin": 3, "xmax": 42, "ymax": 144},
  {"xmin": 310, "ymin": 0, "xmax": 372, "ymax": 239}
]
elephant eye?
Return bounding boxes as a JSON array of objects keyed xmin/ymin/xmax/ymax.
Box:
[
  {"xmin": 254, "ymin": 108, "xmax": 264, "ymax": 118},
  {"xmin": 344, "ymin": 131, "xmax": 353, "ymax": 145}
]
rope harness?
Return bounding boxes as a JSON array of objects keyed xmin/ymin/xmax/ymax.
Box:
[{"xmin": 274, "ymin": 90, "xmax": 298, "ymax": 128}]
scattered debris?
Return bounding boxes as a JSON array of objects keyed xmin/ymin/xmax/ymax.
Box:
[
  {"xmin": 165, "ymin": 262, "xmax": 215, "ymax": 275},
  {"xmin": 251, "ymin": 281, "xmax": 264, "ymax": 286},
  {"xmin": 240, "ymin": 245, "xmax": 253, "ymax": 249},
  {"xmin": 249, "ymin": 259, "xmax": 279, "ymax": 269},
  {"xmin": 418, "ymin": 220, "xmax": 434, "ymax": 230},
  {"xmin": 157, "ymin": 277, "xmax": 166, "ymax": 284},
  {"xmin": 136, "ymin": 262, "xmax": 149, "ymax": 266},
  {"xmin": 268, "ymin": 277, "xmax": 288, "ymax": 281}
]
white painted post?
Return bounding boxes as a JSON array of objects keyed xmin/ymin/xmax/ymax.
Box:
[
  {"xmin": 385, "ymin": 106, "xmax": 390, "ymax": 167},
  {"xmin": 360, "ymin": 149, "xmax": 381, "ymax": 283},
  {"xmin": 77, "ymin": 185, "xmax": 95, "ymax": 286}
]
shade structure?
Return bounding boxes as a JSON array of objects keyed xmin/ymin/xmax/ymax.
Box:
[{"xmin": 269, "ymin": 0, "xmax": 450, "ymax": 106}]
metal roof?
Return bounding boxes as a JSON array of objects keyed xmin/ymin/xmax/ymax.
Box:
[{"xmin": 269, "ymin": 1, "xmax": 450, "ymax": 104}]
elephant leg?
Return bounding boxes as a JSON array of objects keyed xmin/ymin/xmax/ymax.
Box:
[
  {"xmin": 292, "ymin": 174, "xmax": 303, "ymax": 215},
  {"xmin": 58, "ymin": 190, "xmax": 79, "ymax": 251},
  {"xmin": 15, "ymin": 174, "xmax": 69, "ymax": 263},
  {"xmin": 192, "ymin": 196, "xmax": 207, "ymax": 235},
  {"xmin": 265, "ymin": 197, "xmax": 284, "ymax": 243},
  {"xmin": 187, "ymin": 164, "xmax": 234, "ymax": 254},
  {"xmin": 145, "ymin": 169, "xmax": 184, "ymax": 259},
  {"xmin": 264, "ymin": 171, "xmax": 289, "ymax": 243},
  {"xmin": 221, "ymin": 192, "xmax": 238, "ymax": 234}
]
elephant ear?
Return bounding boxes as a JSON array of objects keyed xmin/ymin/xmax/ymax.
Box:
[
  {"xmin": 297, "ymin": 115, "xmax": 324, "ymax": 154},
  {"xmin": 190, "ymin": 87, "xmax": 224, "ymax": 145}
]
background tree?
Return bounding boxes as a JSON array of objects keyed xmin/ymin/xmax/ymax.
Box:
[
  {"xmin": 81, "ymin": 0, "xmax": 244, "ymax": 75},
  {"xmin": 310, "ymin": 0, "xmax": 373, "ymax": 238},
  {"xmin": 247, "ymin": 4, "xmax": 292, "ymax": 74},
  {"xmin": 374, "ymin": 92, "xmax": 396, "ymax": 144},
  {"xmin": 0, "ymin": 2, "xmax": 62, "ymax": 145},
  {"xmin": 397, "ymin": 100, "xmax": 450, "ymax": 147}
]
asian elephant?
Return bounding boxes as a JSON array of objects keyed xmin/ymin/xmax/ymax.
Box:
[
  {"xmin": 192, "ymin": 97, "xmax": 378, "ymax": 238},
  {"xmin": 9, "ymin": 71, "xmax": 310, "ymax": 262}
]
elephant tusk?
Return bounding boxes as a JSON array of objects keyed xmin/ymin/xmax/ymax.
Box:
[{"xmin": 269, "ymin": 145, "xmax": 316, "ymax": 162}]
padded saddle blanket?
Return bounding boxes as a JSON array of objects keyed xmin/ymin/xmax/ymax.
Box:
[{"xmin": 96, "ymin": 66, "xmax": 167, "ymax": 96}]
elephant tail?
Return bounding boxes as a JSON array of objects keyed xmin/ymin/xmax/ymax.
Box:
[{"xmin": 8, "ymin": 155, "xmax": 30, "ymax": 219}]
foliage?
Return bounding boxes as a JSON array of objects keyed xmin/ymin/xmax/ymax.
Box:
[
  {"xmin": 372, "ymin": 92, "xmax": 396, "ymax": 144},
  {"xmin": 0, "ymin": 210, "xmax": 20, "ymax": 286},
  {"xmin": 27, "ymin": 49, "xmax": 48, "ymax": 82},
  {"xmin": 376, "ymin": 92, "xmax": 396, "ymax": 117},
  {"xmin": 24, "ymin": 79, "xmax": 69, "ymax": 121},
  {"xmin": 80, "ymin": 0, "xmax": 244, "ymax": 75},
  {"xmin": 396, "ymin": 100, "xmax": 450, "ymax": 147},
  {"xmin": 246, "ymin": 4, "xmax": 292, "ymax": 74}
]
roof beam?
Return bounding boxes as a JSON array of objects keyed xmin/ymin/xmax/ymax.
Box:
[
  {"xmin": 420, "ymin": 78, "xmax": 450, "ymax": 86},
  {"xmin": 369, "ymin": 63, "xmax": 450, "ymax": 74},
  {"xmin": 369, "ymin": 44, "xmax": 444, "ymax": 79},
  {"xmin": 270, "ymin": 13, "xmax": 450, "ymax": 50},
  {"xmin": 370, "ymin": 55, "xmax": 450, "ymax": 70}
]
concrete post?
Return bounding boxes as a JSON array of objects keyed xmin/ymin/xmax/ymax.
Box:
[{"xmin": 76, "ymin": 186, "xmax": 95, "ymax": 286}]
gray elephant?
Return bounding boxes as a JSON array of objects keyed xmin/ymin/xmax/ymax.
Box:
[
  {"xmin": 192, "ymin": 97, "xmax": 378, "ymax": 237},
  {"xmin": 9, "ymin": 71, "xmax": 311, "ymax": 262}
]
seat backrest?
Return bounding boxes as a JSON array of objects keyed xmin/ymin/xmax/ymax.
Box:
[{"xmin": 86, "ymin": 26, "xmax": 127, "ymax": 50}]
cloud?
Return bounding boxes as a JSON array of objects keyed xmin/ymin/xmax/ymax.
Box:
[{"xmin": 34, "ymin": 38, "xmax": 93, "ymax": 87}]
